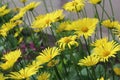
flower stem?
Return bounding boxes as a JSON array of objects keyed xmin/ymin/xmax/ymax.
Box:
[
  {"xmin": 54, "ymin": 66, "xmax": 62, "ymax": 80},
  {"xmin": 109, "ymin": 0, "xmax": 115, "ymax": 20},
  {"xmin": 42, "ymin": 0, "xmax": 49, "ymax": 13},
  {"xmin": 50, "ymin": 0, "xmax": 54, "ymax": 11},
  {"xmin": 83, "ymin": 36, "xmax": 90, "ymax": 55}
]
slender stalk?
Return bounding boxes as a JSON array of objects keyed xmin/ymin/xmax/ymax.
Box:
[
  {"xmin": 50, "ymin": 24, "xmax": 56, "ymax": 42},
  {"xmin": 83, "ymin": 36, "xmax": 91, "ymax": 55},
  {"xmin": 50, "ymin": 0, "xmax": 54, "ymax": 11},
  {"xmin": 54, "ymin": 66, "xmax": 62, "ymax": 80},
  {"xmin": 99, "ymin": 4, "xmax": 111, "ymax": 19},
  {"xmin": 83, "ymin": 7, "xmax": 87, "ymax": 17},
  {"xmin": 60, "ymin": 53, "xmax": 69, "ymax": 80},
  {"xmin": 42, "ymin": 0, "xmax": 49, "ymax": 13},
  {"xmin": 91, "ymin": 66, "xmax": 97, "ymax": 80},
  {"xmin": 26, "ymin": 12, "xmax": 31, "ymax": 26},
  {"xmin": 109, "ymin": 0, "xmax": 115, "ymax": 20},
  {"xmin": 109, "ymin": 60, "xmax": 115, "ymax": 80},
  {"xmin": 101, "ymin": 0, "xmax": 105, "ymax": 20},
  {"xmin": 75, "ymin": 6, "xmax": 80, "ymax": 18},
  {"xmin": 86, "ymin": 67, "xmax": 94, "ymax": 80},
  {"xmin": 76, "ymin": 11, "xmax": 80, "ymax": 19},
  {"xmin": 94, "ymin": 5, "xmax": 102, "ymax": 38},
  {"xmin": 69, "ymin": 49, "xmax": 82, "ymax": 79},
  {"xmin": 11, "ymin": 0, "xmax": 17, "ymax": 7}
]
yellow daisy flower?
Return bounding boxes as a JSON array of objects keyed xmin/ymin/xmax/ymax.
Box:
[
  {"xmin": 56, "ymin": 35, "xmax": 78, "ymax": 50},
  {"xmin": 0, "ymin": 21, "xmax": 21, "ymax": 37},
  {"xmin": 21, "ymin": 1, "xmax": 40, "ymax": 11},
  {"xmin": 89, "ymin": 0, "xmax": 101, "ymax": 5},
  {"xmin": 112, "ymin": 24, "xmax": 120, "ymax": 40},
  {"xmin": 91, "ymin": 37, "xmax": 108, "ymax": 47},
  {"xmin": 102, "ymin": 19, "xmax": 119, "ymax": 29},
  {"xmin": 113, "ymin": 64, "xmax": 120, "ymax": 76},
  {"xmin": 0, "ymin": 5, "xmax": 7, "ymax": 12},
  {"xmin": 92, "ymin": 40, "xmax": 120, "ymax": 62},
  {"xmin": 37, "ymin": 72, "xmax": 50, "ymax": 80},
  {"xmin": 78, "ymin": 55, "xmax": 99, "ymax": 67},
  {"xmin": 10, "ymin": 11, "xmax": 26, "ymax": 22},
  {"xmin": 63, "ymin": 0, "xmax": 85, "ymax": 12},
  {"xmin": 31, "ymin": 10, "xmax": 64, "ymax": 31},
  {"xmin": 73, "ymin": 18, "xmax": 98, "ymax": 39},
  {"xmin": 8, "ymin": 64, "xmax": 39, "ymax": 79},
  {"xmin": 0, "ymin": 5, "xmax": 10, "ymax": 17},
  {"xmin": 36, "ymin": 47, "xmax": 60, "ymax": 64},
  {"xmin": 0, "ymin": 9, "xmax": 10, "ymax": 17},
  {"xmin": 0, "ymin": 49, "xmax": 21, "ymax": 70},
  {"xmin": 56, "ymin": 21, "xmax": 72, "ymax": 33}
]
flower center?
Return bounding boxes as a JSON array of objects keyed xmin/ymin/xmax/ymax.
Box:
[
  {"xmin": 46, "ymin": 19, "xmax": 51, "ymax": 24},
  {"xmin": 103, "ymin": 51, "xmax": 110, "ymax": 57},
  {"xmin": 64, "ymin": 37, "xmax": 72, "ymax": 43},
  {"xmin": 81, "ymin": 27, "xmax": 88, "ymax": 32},
  {"xmin": 72, "ymin": 2, "xmax": 78, "ymax": 6}
]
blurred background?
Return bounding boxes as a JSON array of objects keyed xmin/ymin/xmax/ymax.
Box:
[{"xmin": 4, "ymin": 0, "xmax": 120, "ymax": 21}]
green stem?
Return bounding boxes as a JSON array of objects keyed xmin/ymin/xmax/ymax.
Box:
[
  {"xmin": 109, "ymin": 60, "xmax": 115, "ymax": 80},
  {"xmin": 60, "ymin": 53, "xmax": 69, "ymax": 80},
  {"xmin": 83, "ymin": 36, "xmax": 90, "ymax": 55},
  {"xmin": 50, "ymin": 24, "xmax": 56, "ymax": 42},
  {"xmin": 94, "ymin": 5, "xmax": 103, "ymax": 38},
  {"xmin": 101, "ymin": 0, "xmax": 105, "ymax": 20},
  {"xmin": 11, "ymin": 0, "xmax": 17, "ymax": 7},
  {"xmin": 83, "ymin": 7, "xmax": 87, "ymax": 17},
  {"xmin": 50, "ymin": 0, "xmax": 54, "ymax": 11},
  {"xmin": 86, "ymin": 67, "xmax": 94, "ymax": 80},
  {"xmin": 69, "ymin": 50, "xmax": 82, "ymax": 79},
  {"xmin": 91, "ymin": 66, "xmax": 97, "ymax": 80},
  {"xmin": 99, "ymin": 4, "xmax": 111, "ymax": 19},
  {"xmin": 75, "ymin": 6, "xmax": 80, "ymax": 19},
  {"xmin": 42, "ymin": 0, "xmax": 49, "ymax": 13},
  {"xmin": 54, "ymin": 66, "xmax": 62, "ymax": 80},
  {"xmin": 109, "ymin": 0, "xmax": 115, "ymax": 20}
]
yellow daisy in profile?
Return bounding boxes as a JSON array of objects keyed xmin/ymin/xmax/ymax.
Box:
[
  {"xmin": 102, "ymin": 19, "xmax": 119, "ymax": 29},
  {"xmin": 10, "ymin": 11, "xmax": 26, "ymax": 22},
  {"xmin": 36, "ymin": 47, "xmax": 60, "ymax": 64},
  {"xmin": 113, "ymin": 64, "xmax": 120, "ymax": 76},
  {"xmin": 0, "ymin": 9, "xmax": 10, "ymax": 17},
  {"xmin": 91, "ymin": 37, "xmax": 108, "ymax": 47},
  {"xmin": 56, "ymin": 35, "xmax": 78, "ymax": 50},
  {"xmin": 63, "ymin": 0, "xmax": 85, "ymax": 12},
  {"xmin": 78, "ymin": 55, "xmax": 99, "ymax": 67},
  {"xmin": 21, "ymin": 1, "xmax": 40, "ymax": 11},
  {"xmin": 0, "ymin": 49, "xmax": 21, "ymax": 70},
  {"xmin": 0, "ymin": 5, "xmax": 10, "ymax": 17},
  {"xmin": 0, "ymin": 5, "xmax": 6, "ymax": 12},
  {"xmin": 0, "ymin": 21, "xmax": 21, "ymax": 37},
  {"xmin": 112, "ymin": 24, "xmax": 120, "ymax": 40},
  {"xmin": 37, "ymin": 72, "xmax": 50, "ymax": 80},
  {"xmin": 73, "ymin": 18, "xmax": 98, "ymax": 39},
  {"xmin": 89, "ymin": 0, "xmax": 101, "ymax": 5},
  {"xmin": 56, "ymin": 21, "xmax": 73, "ymax": 33},
  {"xmin": 92, "ymin": 40, "xmax": 120, "ymax": 62},
  {"xmin": 31, "ymin": 10, "xmax": 64, "ymax": 31},
  {"xmin": 8, "ymin": 64, "xmax": 39, "ymax": 79}
]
